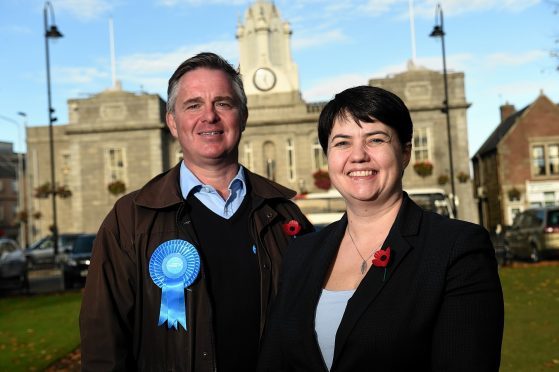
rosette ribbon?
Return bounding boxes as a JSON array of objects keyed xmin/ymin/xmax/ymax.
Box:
[{"xmin": 149, "ymin": 239, "xmax": 200, "ymax": 331}]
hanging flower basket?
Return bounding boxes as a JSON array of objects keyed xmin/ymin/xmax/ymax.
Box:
[
  {"xmin": 312, "ymin": 169, "xmax": 331, "ymax": 190},
  {"xmin": 34, "ymin": 182, "xmax": 51, "ymax": 198},
  {"xmin": 56, "ymin": 185, "xmax": 72, "ymax": 198},
  {"xmin": 15, "ymin": 211, "xmax": 28, "ymax": 224},
  {"xmin": 437, "ymin": 174, "xmax": 449, "ymax": 185},
  {"xmin": 508, "ymin": 187, "xmax": 521, "ymax": 201},
  {"xmin": 457, "ymin": 171, "xmax": 469, "ymax": 183},
  {"xmin": 413, "ymin": 161, "xmax": 433, "ymax": 177},
  {"xmin": 108, "ymin": 180, "xmax": 126, "ymax": 195},
  {"xmin": 32, "ymin": 211, "xmax": 42, "ymax": 220}
]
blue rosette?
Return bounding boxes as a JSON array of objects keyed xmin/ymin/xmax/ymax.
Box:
[{"xmin": 149, "ymin": 239, "xmax": 200, "ymax": 331}]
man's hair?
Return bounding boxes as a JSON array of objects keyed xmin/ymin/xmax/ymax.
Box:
[
  {"xmin": 317, "ymin": 85, "xmax": 413, "ymax": 154},
  {"xmin": 166, "ymin": 52, "xmax": 248, "ymax": 120}
]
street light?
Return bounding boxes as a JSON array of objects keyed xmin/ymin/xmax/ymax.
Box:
[
  {"xmin": 44, "ymin": 1, "xmax": 63, "ymax": 256},
  {"xmin": 430, "ymin": 3, "xmax": 457, "ymax": 218}
]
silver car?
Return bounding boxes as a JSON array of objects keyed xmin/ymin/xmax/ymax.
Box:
[
  {"xmin": 504, "ymin": 207, "xmax": 559, "ymax": 262},
  {"xmin": 25, "ymin": 233, "xmax": 82, "ymax": 268},
  {"xmin": 0, "ymin": 238, "xmax": 28, "ymax": 291}
]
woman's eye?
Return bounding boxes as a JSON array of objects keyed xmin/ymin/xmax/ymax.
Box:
[{"xmin": 332, "ymin": 141, "xmax": 350, "ymax": 148}]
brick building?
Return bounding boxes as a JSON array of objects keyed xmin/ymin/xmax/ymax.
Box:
[{"xmin": 472, "ymin": 93, "xmax": 559, "ymax": 231}]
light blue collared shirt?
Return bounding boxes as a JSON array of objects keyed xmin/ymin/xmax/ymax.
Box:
[{"xmin": 179, "ymin": 161, "xmax": 247, "ymax": 219}]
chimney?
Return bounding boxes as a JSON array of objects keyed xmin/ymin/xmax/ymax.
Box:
[{"xmin": 500, "ymin": 102, "xmax": 516, "ymax": 122}]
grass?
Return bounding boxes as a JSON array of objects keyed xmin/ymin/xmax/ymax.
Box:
[
  {"xmin": 499, "ymin": 264, "xmax": 559, "ymax": 371},
  {"xmin": 0, "ymin": 266, "xmax": 557, "ymax": 371},
  {"xmin": 0, "ymin": 291, "xmax": 82, "ymax": 371}
]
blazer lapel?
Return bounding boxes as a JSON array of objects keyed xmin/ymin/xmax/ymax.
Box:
[{"xmin": 333, "ymin": 195, "xmax": 423, "ymax": 362}]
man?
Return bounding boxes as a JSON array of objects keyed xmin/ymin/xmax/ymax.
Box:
[{"xmin": 80, "ymin": 52, "xmax": 312, "ymax": 371}]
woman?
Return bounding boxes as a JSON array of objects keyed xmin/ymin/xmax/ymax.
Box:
[{"xmin": 258, "ymin": 86, "xmax": 504, "ymax": 371}]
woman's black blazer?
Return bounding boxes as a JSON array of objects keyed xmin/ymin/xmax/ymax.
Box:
[{"xmin": 258, "ymin": 194, "xmax": 504, "ymax": 372}]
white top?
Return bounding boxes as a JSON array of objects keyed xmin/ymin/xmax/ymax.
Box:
[{"xmin": 315, "ymin": 288, "xmax": 355, "ymax": 370}]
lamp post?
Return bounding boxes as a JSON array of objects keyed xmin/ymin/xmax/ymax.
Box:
[
  {"xmin": 44, "ymin": 1, "xmax": 63, "ymax": 256},
  {"xmin": 430, "ymin": 3, "xmax": 457, "ymax": 218}
]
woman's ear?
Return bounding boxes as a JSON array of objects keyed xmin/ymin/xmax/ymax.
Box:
[{"xmin": 402, "ymin": 142, "xmax": 412, "ymax": 168}]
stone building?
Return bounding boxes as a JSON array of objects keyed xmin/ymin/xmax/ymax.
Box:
[
  {"xmin": 472, "ymin": 93, "xmax": 559, "ymax": 231},
  {"xmin": 25, "ymin": 0, "xmax": 478, "ymax": 238},
  {"xmin": 26, "ymin": 86, "xmax": 175, "ymax": 237},
  {"xmin": 0, "ymin": 142, "xmax": 20, "ymax": 241},
  {"xmin": 370, "ymin": 64, "xmax": 477, "ymax": 222}
]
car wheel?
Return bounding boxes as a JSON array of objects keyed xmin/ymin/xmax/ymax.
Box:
[{"xmin": 529, "ymin": 244, "xmax": 540, "ymax": 263}]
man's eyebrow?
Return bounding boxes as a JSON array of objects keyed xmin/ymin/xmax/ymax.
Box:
[
  {"xmin": 180, "ymin": 97, "xmax": 203, "ymax": 108},
  {"xmin": 214, "ymin": 95, "xmax": 236, "ymax": 102}
]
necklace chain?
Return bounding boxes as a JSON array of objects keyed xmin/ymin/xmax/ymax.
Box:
[{"xmin": 347, "ymin": 226, "xmax": 381, "ymax": 275}]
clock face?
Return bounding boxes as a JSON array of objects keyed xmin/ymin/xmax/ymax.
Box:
[{"xmin": 253, "ymin": 67, "xmax": 276, "ymax": 92}]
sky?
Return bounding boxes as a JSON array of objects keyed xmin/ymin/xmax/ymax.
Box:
[{"xmin": 0, "ymin": 0, "xmax": 558, "ymax": 157}]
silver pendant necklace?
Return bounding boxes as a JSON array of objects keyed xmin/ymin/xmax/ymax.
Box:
[{"xmin": 347, "ymin": 226, "xmax": 380, "ymax": 275}]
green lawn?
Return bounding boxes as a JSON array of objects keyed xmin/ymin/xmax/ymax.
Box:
[
  {"xmin": 499, "ymin": 265, "xmax": 559, "ymax": 371},
  {"xmin": 0, "ymin": 266, "xmax": 557, "ymax": 371},
  {"xmin": 0, "ymin": 291, "xmax": 82, "ymax": 371}
]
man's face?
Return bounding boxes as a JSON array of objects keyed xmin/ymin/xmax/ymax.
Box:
[{"xmin": 167, "ymin": 68, "xmax": 246, "ymax": 169}]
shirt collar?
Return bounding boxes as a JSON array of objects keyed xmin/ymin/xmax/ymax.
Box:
[{"xmin": 179, "ymin": 161, "xmax": 246, "ymax": 199}]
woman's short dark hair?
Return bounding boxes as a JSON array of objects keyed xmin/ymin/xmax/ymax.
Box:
[
  {"xmin": 317, "ymin": 85, "xmax": 413, "ymax": 153},
  {"xmin": 166, "ymin": 52, "xmax": 248, "ymax": 120}
]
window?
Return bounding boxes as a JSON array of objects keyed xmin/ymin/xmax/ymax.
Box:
[
  {"xmin": 263, "ymin": 142, "xmax": 276, "ymax": 181},
  {"xmin": 286, "ymin": 138, "xmax": 296, "ymax": 182},
  {"xmin": 531, "ymin": 143, "xmax": 559, "ymax": 176},
  {"xmin": 544, "ymin": 191, "xmax": 556, "ymax": 206},
  {"xmin": 12, "ymin": 180, "xmax": 18, "ymax": 192},
  {"xmin": 312, "ymin": 137, "xmax": 327, "ymax": 171},
  {"xmin": 61, "ymin": 152, "xmax": 71, "ymax": 186},
  {"xmin": 243, "ymin": 142, "xmax": 254, "ymax": 170},
  {"xmin": 413, "ymin": 127, "xmax": 430, "ymax": 162},
  {"xmin": 105, "ymin": 147, "xmax": 126, "ymax": 183}
]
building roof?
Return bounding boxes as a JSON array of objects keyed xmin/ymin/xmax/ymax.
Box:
[{"xmin": 472, "ymin": 105, "xmax": 529, "ymax": 159}]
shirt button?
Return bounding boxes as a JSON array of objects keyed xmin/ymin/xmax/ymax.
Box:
[
  {"xmin": 201, "ymin": 352, "xmax": 209, "ymax": 360},
  {"xmin": 263, "ymin": 263, "xmax": 269, "ymax": 270}
]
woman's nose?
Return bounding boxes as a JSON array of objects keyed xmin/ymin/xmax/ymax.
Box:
[{"xmin": 349, "ymin": 142, "xmax": 370, "ymax": 162}]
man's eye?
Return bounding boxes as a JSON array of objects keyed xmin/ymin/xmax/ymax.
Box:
[
  {"xmin": 216, "ymin": 102, "xmax": 233, "ymax": 108},
  {"xmin": 185, "ymin": 103, "xmax": 200, "ymax": 110}
]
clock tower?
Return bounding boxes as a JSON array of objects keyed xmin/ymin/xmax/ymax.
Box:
[{"xmin": 236, "ymin": 0, "xmax": 303, "ymax": 107}]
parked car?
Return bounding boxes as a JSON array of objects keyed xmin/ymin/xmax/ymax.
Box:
[
  {"xmin": 504, "ymin": 207, "xmax": 559, "ymax": 262},
  {"xmin": 0, "ymin": 238, "xmax": 28, "ymax": 291},
  {"xmin": 25, "ymin": 233, "xmax": 83, "ymax": 268},
  {"xmin": 59, "ymin": 234, "xmax": 96, "ymax": 289}
]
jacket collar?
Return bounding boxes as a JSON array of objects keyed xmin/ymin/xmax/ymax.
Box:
[
  {"xmin": 332, "ymin": 193, "xmax": 423, "ymax": 363},
  {"xmin": 133, "ymin": 162, "xmax": 297, "ymax": 210}
]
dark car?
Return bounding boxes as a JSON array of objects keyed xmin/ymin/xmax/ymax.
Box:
[
  {"xmin": 504, "ymin": 207, "xmax": 559, "ymax": 262},
  {"xmin": 0, "ymin": 238, "xmax": 28, "ymax": 291},
  {"xmin": 59, "ymin": 234, "xmax": 96, "ymax": 289},
  {"xmin": 25, "ymin": 233, "xmax": 83, "ymax": 268}
]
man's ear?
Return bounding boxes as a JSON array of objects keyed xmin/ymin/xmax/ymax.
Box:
[
  {"xmin": 166, "ymin": 112, "xmax": 178, "ymax": 138},
  {"xmin": 240, "ymin": 110, "xmax": 248, "ymax": 132}
]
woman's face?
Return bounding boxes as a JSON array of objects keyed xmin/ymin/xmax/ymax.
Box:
[{"xmin": 327, "ymin": 115, "xmax": 411, "ymax": 206}]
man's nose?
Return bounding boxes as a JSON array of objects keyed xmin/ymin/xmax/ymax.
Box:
[{"xmin": 201, "ymin": 104, "xmax": 219, "ymax": 123}]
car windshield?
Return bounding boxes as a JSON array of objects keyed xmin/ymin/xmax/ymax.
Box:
[
  {"xmin": 73, "ymin": 235, "xmax": 95, "ymax": 254},
  {"xmin": 0, "ymin": 241, "xmax": 17, "ymax": 255},
  {"xmin": 60, "ymin": 235, "xmax": 79, "ymax": 247},
  {"xmin": 547, "ymin": 210, "xmax": 559, "ymax": 226}
]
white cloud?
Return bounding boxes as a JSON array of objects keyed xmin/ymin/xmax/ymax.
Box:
[
  {"xmin": 303, "ymin": 73, "xmax": 370, "ymax": 101},
  {"xmin": 53, "ymin": 66, "xmax": 108, "ymax": 84},
  {"xmin": 157, "ymin": 0, "xmax": 248, "ymax": 6},
  {"xmin": 485, "ymin": 50, "xmax": 548, "ymax": 68},
  {"xmin": 55, "ymin": 0, "xmax": 114, "ymax": 21},
  {"xmin": 292, "ymin": 29, "xmax": 348, "ymax": 50},
  {"xmin": 117, "ymin": 40, "xmax": 238, "ymax": 77},
  {"xmin": 413, "ymin": 0, "xmax": 541, "ymax": 18}
]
